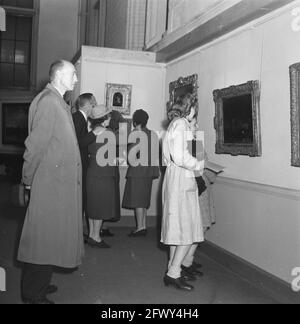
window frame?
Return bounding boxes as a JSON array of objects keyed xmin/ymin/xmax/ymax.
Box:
[{"xmin": 0, "ymin": 0, "xmax": 39, "ymax": 92}]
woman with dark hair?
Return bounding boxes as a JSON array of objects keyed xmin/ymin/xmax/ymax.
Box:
[
  {"xmin": 86, "ymin": 105, "xmax": 120, "ymax": 248},
  {"xmin": 122, "ymin": 109, "xmax": 160, "ymax": 237},
  {"xmin": 161, "ymin": 94, "xmax": 205, "ymax": 291}
]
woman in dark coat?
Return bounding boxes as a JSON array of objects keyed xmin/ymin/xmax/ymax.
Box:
[
  {"xmin": 86, "ymin": 105, "xmax": 120, "ymax": 248},
  {"xmin": 122, "ymin": 109, "xmax": 160, "ymax": 237}
]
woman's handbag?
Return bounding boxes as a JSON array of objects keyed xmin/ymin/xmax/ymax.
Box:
[{"xmin": 195, "ymin": 176, "xmax": 207, "ymax": 197}]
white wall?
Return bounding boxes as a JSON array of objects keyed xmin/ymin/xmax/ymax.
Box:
[
  {"xmin": 166, "ymin": 3, "xmax": 300, "ymax": 283},
  {"xmin": 167, "ymin": 5, "xmax": 300, "ymax": 191},
  {"xmin": 76, "ymin": 47, "xmax": 166, "ymax": 216}
]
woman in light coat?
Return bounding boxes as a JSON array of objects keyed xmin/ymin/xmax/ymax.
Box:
[{"xmin": 161, "ymin": 94, "xmax": 205, "ymax": 291}]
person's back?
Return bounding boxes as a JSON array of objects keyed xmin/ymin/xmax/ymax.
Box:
[{"xmin": 87, "ymin": 130, "xmax": 119, "ymax": 179}]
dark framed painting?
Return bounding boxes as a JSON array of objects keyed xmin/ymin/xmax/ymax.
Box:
[
  {"xmin": 213, "ymin": 81, "xmax": 262, "ymax": 157},
  {"xmin": 2, "ymin": 102, "xmax": 30, "ymax": 147},
  {"xmin": 106, "ymin": 83, "xmax": 132, "ymax": 115},
  {"xmin": 290, "ymin": 63, "xmax": 300, "ymax": 167},
  {"xmin": 169, "ymin": 74, "xmax": 198, "ymax": 108}
]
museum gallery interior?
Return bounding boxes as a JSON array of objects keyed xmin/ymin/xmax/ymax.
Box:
[{"xmin": 0, "ymin": 0, "xmax": 300, "ymax": 304}]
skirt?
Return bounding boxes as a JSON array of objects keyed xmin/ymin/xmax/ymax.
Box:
[
  {"xmin": 122, "ymin": 177, "xmax": 153, "ymax": 209},
  {"xmin": 86, "ymin": 176, "xmax": 120, "ymax": 221}
]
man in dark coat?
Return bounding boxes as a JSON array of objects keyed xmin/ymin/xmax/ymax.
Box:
[
  {"xmin": 18, "ymin": 60, "xmax": 84, "ymax": 304},
  {"xmin": 72, "ymin": 93, "xmax": 97, "ymax": 239}
]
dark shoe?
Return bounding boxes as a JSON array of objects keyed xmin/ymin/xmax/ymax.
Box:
[
  {"xmin": 181, "ymin": 269, "xmax": 197, "ymax": 282},
  {"xmin": 83, "ymin": 233, "xmax": 89, "ymax": 244},
  {"xmin": 23, "ymin": 297, "xmax": 55, "ymax": 304},
  {"xmin": 192, "ymin": 261, "xmax": 202, "ymax": 269},
  {"xmin": 128, "ymin": 229, "xmax": 147, "ymax": 237},
  {"xmin": 88, "ymin": 238, "xmax": 111, "ymax": 248},
  {"xmin": 45, "ymin": 285, "xmax": 58, "ymax": 295},
  {"xmin": 163, "ymin": 275, "xmax": 194, "ymax": 291},
  {"xmin": 182, "ymin": 265, "xmax": 204, "ymax": 277},
  {"xmin": 100, "ymin": 229, "xmax": 114, "ymax": 237}
]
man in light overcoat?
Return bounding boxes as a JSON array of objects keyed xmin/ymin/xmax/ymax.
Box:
[{"xmin": 18, "ymin": 60, "xmax": 84, "ymax": 304}]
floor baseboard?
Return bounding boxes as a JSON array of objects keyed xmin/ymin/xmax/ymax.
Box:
[{"xmin": 200, "ymin": 241, "xmax": 300, "ymax": 304}]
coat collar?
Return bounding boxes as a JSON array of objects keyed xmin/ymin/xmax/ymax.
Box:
[
  {"xmin": 46, "ymin": 83, "xmax": 70, "ymax": 112},
  {"xmin": 46, "ymin": 83, "xmax": 64, "ymax": 98}
]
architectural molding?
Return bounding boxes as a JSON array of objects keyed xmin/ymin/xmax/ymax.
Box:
[
  {"xmin": 216, "ymin": 176, "xmax": 300, "ymax": 202},
  {"xmin": 148, "ymin": 0, "xmax": 295, "ymax": 63}
]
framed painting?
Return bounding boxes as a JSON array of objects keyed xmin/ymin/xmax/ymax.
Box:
[
  {"xmin": 169, "ymin": 74, "xmax": 198, "ymax": 108},
  {"xmin": 105, "ymin": 83, "xmax": 132, "ymax": 115},
  {"xmin": 2, "ymin": 102, "xmax": 30, "ymax": 147},
  {"xmin": 290, "ymin": 63, "xmax": 300, "ymax": 167},
  {"xmin": 213, "ymin": 80, "xmax": 262, "ymax": 157}
]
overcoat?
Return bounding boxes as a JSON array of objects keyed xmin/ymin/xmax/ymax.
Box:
[
  {"xmin": 18, "ymin": 84, "xmax": 84, "ymax": 268},
  {"xmin": 161, "ymin": 118, "xmax": 205, "ymax": 246}
]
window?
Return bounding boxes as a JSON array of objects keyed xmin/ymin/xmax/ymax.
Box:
[
  {"xmin": 0, "ymin": 0, "xmax": 33, "ymax": 9},
  {"xmin": 0, "ymin": 0, "xmax": 36, "ymax": 90}
]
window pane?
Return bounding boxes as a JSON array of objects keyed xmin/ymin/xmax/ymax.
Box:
[
  {"xmin": 1, "ymin": 16, "xmax": 16, "ymax": 40},
  {"xmin": 0, "ymin": 63, "xmax": 14, "ymax": 87},
  {"xmin": 15, "ymin": 41, "xmax": 29, "ymax": 64},
  {"xmin": 0, "ymin": 0, "xmax": 17, "ymax": 7},
  {"xmin": 16, "ymin": 16, "xmax": 32, "ymax": 41},
  {"xmin": 0, "ymin": 0, "xmax": 33, "ymax": 9},
  {"xmin": 0, "ymin": 40, "xmax": 15, "ymax": 63},
  {"xmin": 14, "ymin": 64, "xmax": 30, "ymax": 87},
  {"xmin": 17, "ymin": 0, "xmax": 33, "ymax": 9}
]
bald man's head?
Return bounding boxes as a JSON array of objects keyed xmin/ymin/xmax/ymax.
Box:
[{"xmin": 49, "ymin": 60, "xmax": 78, "ymax": 93}]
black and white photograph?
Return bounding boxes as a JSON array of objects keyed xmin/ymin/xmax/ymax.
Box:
[{"xmin": 1, "ymin": 0, "xmax": 300, "ymax": 308}]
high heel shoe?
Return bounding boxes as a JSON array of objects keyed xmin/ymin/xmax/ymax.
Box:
[
  {"xmin": 128, "ymin": 229, "xmax": 147, "ymax": 237},
  {"xmin": 181, "ymin": 269, "xmax": 197, "ymax": 282},
  {"xmin": 182, "ymin": 265, "xmax": 204, "ymax": 277},
  {"xmin": 192, "ymin": 261, "xmax": 202, "ymax": 269},
  {"xmin": 163, "ymin": 275, "xmax": 194, "ymax": 291}
]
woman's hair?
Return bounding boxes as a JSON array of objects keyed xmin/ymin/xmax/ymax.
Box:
[
  {"xmin": 132, "ymin": 109, "xmax": 149, "ymax": 128},
  {"xmin": 167, "ymin": 93, "xmax": 198, "ymax": 122},
  {"xmin": 88, "ymin": 113, "xmax": 111, "ymax": 130},
  {"xmin": 75, "ymin": 93, "xmax": 95, "ymax": 111}
]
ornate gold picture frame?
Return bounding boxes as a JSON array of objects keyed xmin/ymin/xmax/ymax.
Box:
[
  {"xmin": 169, "ymin": 74, "xmax": 199, "ymax": 108},
  {"xmin": 105, "ymin": 83, "xmax": 132, "ymax": 115},
  {"xmin": 290, "ymin": 63, "xmax": 300, "ymax": 167},
  {"xmin": 213, "ymin": 81, "xmax": 262, "ymax": 157}
]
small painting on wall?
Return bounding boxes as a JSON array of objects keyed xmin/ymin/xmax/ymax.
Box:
[
  {"xmin": 105, "ymin": 83, "xmax": 132, "ymax": 115},
  {"xmin": 2, "ymin": 102, "xmax": 30, "ymax": 147}
]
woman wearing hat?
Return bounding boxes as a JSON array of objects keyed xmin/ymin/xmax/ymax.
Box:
[
  {"xmin": 161, "ymin": 94, "xmax": 205, "ymax": 291},
  {"xmin": 122, "ymin": 109, "xmax": 160, "ymax": 237},
  {"xmin": 86, "ymin": 105, "xmax": 120, "ymax": 248}
]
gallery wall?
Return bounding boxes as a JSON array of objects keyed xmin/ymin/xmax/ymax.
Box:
[{"xmin": 165, "ymin": 3, "xmax": 300, "ymax": 283}]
